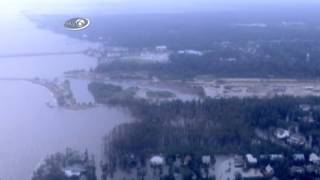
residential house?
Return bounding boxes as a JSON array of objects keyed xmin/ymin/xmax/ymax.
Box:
[
  {"xmin": 287, "ymin": 133, "xmax": 306, "ymax": 146},
  {"xmin": 183, "ymin": 155, "xmax": 192, "ymax": 166},
  {"xmin": 178, "ymin": 50, "xmax": 204, "ymax": 56},
  {"xmin": 305, "ymin": 164, "xmax": 320, "ymax": 176},
  {"xmin": 274, "ymin": 128, "xmax": 290, "ymax": 139},
  {"xmin": 270, "ymin": 154, "xmax": 285, "ymax": 162},
  {"xmin": 299, "ymin": 104, "xmax": 312, "ymax": 112},
  {"xmin": 263, "ymin": 164, "xmax": 274, "ymax": 177},
  {"xmin": 201, "ymin": 155, "xmax": 211, "ymax": 165},
  {"xmin": 292, "ymin": 154, "xmax": 305, "ymax": 163},
  {"xmin": 235, "ymin": 155, "xmax": 245, "ymax": 167},
  {"xmin": 302, "ymin": 115, "xmax": 315, "ymax": 123},
  {"xmin": 63, "ymin": 164, "xmax": 86, "ymax": 179},
  {"xmin": 241, "ymin": 168, "xmax": 264, "ymax": 180},
  {"xmin": 150, "ymin": 155, "xmax": 165, "ymax": 166},
  {"xmin": 245, "ymin": 154, "xmax": 258, "ymax": 168},
  {"xmin": 289, "ymin": 166, "xmax": 305, "ymax": 177},
  {"xmin": 309, "ymin": 153, "xmax": 320, "ymax": 165},
  {"xmin": 156, "ymin": 46, "xmax": 168, "ymax": 52}
]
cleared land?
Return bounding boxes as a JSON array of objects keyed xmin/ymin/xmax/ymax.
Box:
[{"xmin": 194, "ymin": 78, "xmax": 320, "ymax": 98}]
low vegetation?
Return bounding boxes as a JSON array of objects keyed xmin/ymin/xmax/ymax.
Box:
[{"xmin": 146, "ymin": 90, "xmax": 176, "ymax": 99}]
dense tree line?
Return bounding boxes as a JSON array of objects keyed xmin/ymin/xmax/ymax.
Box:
[
  {"xmin": 88, "ymin": 82, "xmax": 320, "ymax": 159},
  {"xmin": 96, "ymin": 42, "xmax": 320, "ymax": 80}
]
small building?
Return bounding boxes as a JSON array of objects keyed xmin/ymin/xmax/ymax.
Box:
[
  {"xmin": 183, "ymin": 155, "xmax": 192, "ymax": 166},
  {"xmin": 299, "ymin": 104, "xmax": 312, "ymax": 112},
  {"xmin": 309, "ymin": 153, "xmax": 320, "ymax": 164},
  {"xmin": 305, "ymin": 164, "xmax": 320, "ymax": 176},
  {"xmin": 302, "ymin": 115, "xmax": 315, "ymax": 123},
  {"xmin": 156, "ymin": 45, "xmax": 168, "ymax": 51},
  {"xmin": 226, "ymin": 57, "xmax": 237, "ymax": 62},
  {"xmin": 235, "ymin": 155, "xmax": 245, "ymax": 167},
  {"xmin": 63, "ymin": 165, "xmax": 86, "ymax": 178},
  {"xmin": 150, "ymin": 155, "xmax": 165, "ymax": 166},
  {"xmin": 270, "ymin": 154, "xmax": 285, "ymax": 162},
  {"xmin": 304, "ymin": 86, "xmax": 315, "ymax": 91},
  {"xmin": 306, "ymin": 165, "xmax": 320, "ymax": 177},
  {"xmin": 201, "ymin": 155, "xmax": 211, "ymax": 165},
  {"xmin": 242, "ymin": 168, "xmax": 264, "ymax": 180},
  {"xmin": 178, "ymin": 50, "xmax": 204, "ymax": 56},
  {"xmin": 274, "ymin": 128, "xmax": 290, "ymax": 139},
  {"xmin": 245, "ymin": 154, "xmax": 258, "ymax": 167},
  {"xmin": 289, "ymin": 166, "xmax": 305, "ymax": 177},
  {"xmin": 292, "ymin": 154, "xmax": 305, "ymax": 163},
  {"xmin": 287, "ymin": 133, "xmax": 306, "ymax": 146},
  {"xmin": 314, "ymin": 166, "xmax": 320, "ymax": 176},
  {"xmin": 263, "ymin": 164, "xmax": 274, "ymax": 177}
]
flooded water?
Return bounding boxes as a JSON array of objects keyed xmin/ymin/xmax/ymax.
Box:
[
  {"xmin": 0, "ymin": 12, "xmax": 131, "ymax": 180},
  {"xmin": 69, "ymin": 79, "xmax": 95, "ymax": 103}
]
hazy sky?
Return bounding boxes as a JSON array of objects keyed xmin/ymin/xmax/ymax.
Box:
[{"xmin": 1, "ymin": 0, "xmax": 320, "ymax": 15}]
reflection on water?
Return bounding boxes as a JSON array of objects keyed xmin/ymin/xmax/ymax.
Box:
[{"xmin": 69, "ymin": 79, "xmax": 95, "ymax": 104}]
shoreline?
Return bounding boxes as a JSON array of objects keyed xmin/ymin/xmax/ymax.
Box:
[{"xmin": 0, "ymin": 77, "xmax": 98, "ymax": 111}]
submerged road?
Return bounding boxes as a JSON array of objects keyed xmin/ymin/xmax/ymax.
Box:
[{"xmin": 0, "ymin": 51, "xmax": 84, "ymax": 59}]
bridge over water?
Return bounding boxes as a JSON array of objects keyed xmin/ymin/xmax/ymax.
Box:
[{"xmin": 0, "ymin": 51, "xmax": 84, "ymax": 59}]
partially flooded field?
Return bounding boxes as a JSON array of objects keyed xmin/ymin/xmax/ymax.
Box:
[
  {"xmin": 67, "ymin": 70, "xmax": 320, "ymax": 101},
  {"xmin": 194, "ymin": 78, "xmax": 320, "ymax": 98}
]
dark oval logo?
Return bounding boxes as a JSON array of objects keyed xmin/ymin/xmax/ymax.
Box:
[{"xmin": 64, "ymin": 17, "xmax": 90, "ymax": 31}]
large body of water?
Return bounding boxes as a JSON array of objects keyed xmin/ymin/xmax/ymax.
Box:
[{"xmin": 0, "ymin": 12, "xmax": 131, "ymax": 180}]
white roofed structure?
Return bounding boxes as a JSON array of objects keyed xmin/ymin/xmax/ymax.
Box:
[
  {"xmin": 310, "ymin": 153, "xmax": 320, "ymax": 164},
  {"xmin": 150, "ymin": 155, "xmax": 165, "ymax": 166},
  {"xmin": 246, "ymin": 154, "xmax": 258, "ymax": 164}
]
